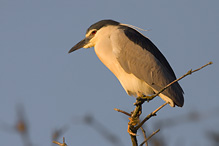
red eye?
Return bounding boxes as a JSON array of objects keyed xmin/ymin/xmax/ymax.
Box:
[{"xmin": 91, "ymin": 30, "xmax": 96, "ymax": 35}]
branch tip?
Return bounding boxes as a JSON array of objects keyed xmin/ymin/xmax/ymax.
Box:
[{"xmin": 114, "ymin": 108, "xmax": 131, "ymax": 116}]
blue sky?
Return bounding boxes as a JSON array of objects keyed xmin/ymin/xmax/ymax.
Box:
[{"xmin": 0, "ymin": 0, "xmax": 219, "ymax": 146}]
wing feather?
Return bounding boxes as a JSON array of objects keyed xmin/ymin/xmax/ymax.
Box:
[{"xmin": 111, "ymin": 26, "xmax": 184, "ymax": 107}]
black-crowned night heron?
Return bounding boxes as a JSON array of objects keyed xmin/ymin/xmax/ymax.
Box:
[{"xmin": 69, "ymin": 19, "xmax": 184, "ymax": 107}]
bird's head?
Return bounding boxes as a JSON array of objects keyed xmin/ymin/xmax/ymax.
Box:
[{"xmin": 68, "ymin": 19, "xmax": 120, "ymax": 53}]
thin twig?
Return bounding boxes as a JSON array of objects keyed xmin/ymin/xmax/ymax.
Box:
[
  {"xmin": 139, "ymin": 129, "xmax": 160, "ymax": 146},
  {"xmin": 53, "ymin": 137, "xmax": 67, "ymax": 146},
  {"xmin": 140, "ymin": 127, "xmax": 148, "ymax": 146},
  {"xmin": 136, "ymin": 103, "xmax": 168, "ymax": 130},
  {"xmin": 192, "ymin": 61, "xmax": 212, "ymax": 72},
  {"xmin": 114, "ymin": 108, "xmax": 131, "ymax": 116}
]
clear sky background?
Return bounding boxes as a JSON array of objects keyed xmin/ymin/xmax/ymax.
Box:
[{"xmin": 0, "ymin": 0, "xmax": 219, "ymax": 146}]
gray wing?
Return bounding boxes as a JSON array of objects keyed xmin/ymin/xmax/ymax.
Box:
[{"xmin": 112, "ymin": 26, "xmax": 184, "ymax": 107}]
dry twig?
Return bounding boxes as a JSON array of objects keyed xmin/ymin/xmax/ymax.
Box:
[
  {"xmin": 114, "ymin": 108, "xmax": 131, "ymax": 116},
  {"xmin": 139, "ymin": 129, "xmax": 160, "ymax": 146},
  {"xmin": 140, "ymin": 127, "xmax": 148, "ymax": 146},
  {"xmin": 53, "ymin": 137, "xmax": 67, "ymax": 146},
  {"xmin": 136, "ymin": 103, "xmax": 168, "ymax": 130}
]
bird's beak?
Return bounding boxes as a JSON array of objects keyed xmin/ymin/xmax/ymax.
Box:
[{"xmin": 68, "ymin": 38, "xmax": 87, "ymax": 53}]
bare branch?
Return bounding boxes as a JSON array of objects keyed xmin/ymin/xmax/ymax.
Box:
[
  {"xmin": 130, "ymin": 134, "xmax": 138, "ymax": 146},
  {"xmin": 140, "ymin": 127, "xmax": 148, "ymax": 146},
  {"xmin": 53, "ymin": 137, "xmax": 67, "ymax": 146},
  {"xmin": 136, "ymin": 103, "xmax": 168, "ymax": 130},
  {"xmin": 139, "ymin": 129, "xmax": 160, "ymax": 146},
  {"xmin": 114, "ymin": 108, "xmax": 131, "ymax": 116}
]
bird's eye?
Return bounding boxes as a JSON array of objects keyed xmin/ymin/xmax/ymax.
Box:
[{"xmin": 91, "ymin": 30, "xmax": 97, "ymax": 35}]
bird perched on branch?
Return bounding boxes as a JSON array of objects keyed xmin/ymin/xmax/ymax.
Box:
[{"xmin": 69, "ymin": 19, "xmax": 184, "ymax": 107}]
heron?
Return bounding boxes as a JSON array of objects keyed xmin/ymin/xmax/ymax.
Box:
[{"xmin": 69, "ymin": 19, "xmax": 184, "ymax": 107}]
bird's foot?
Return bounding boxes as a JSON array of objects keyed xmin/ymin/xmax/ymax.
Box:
[
  {"xmin": 135, "ymin": 93, "xmax": 156, "ymax": 105},
  {"xmin": 145, "ymin": 94, "xmax": 156, "ymax": 102}
]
